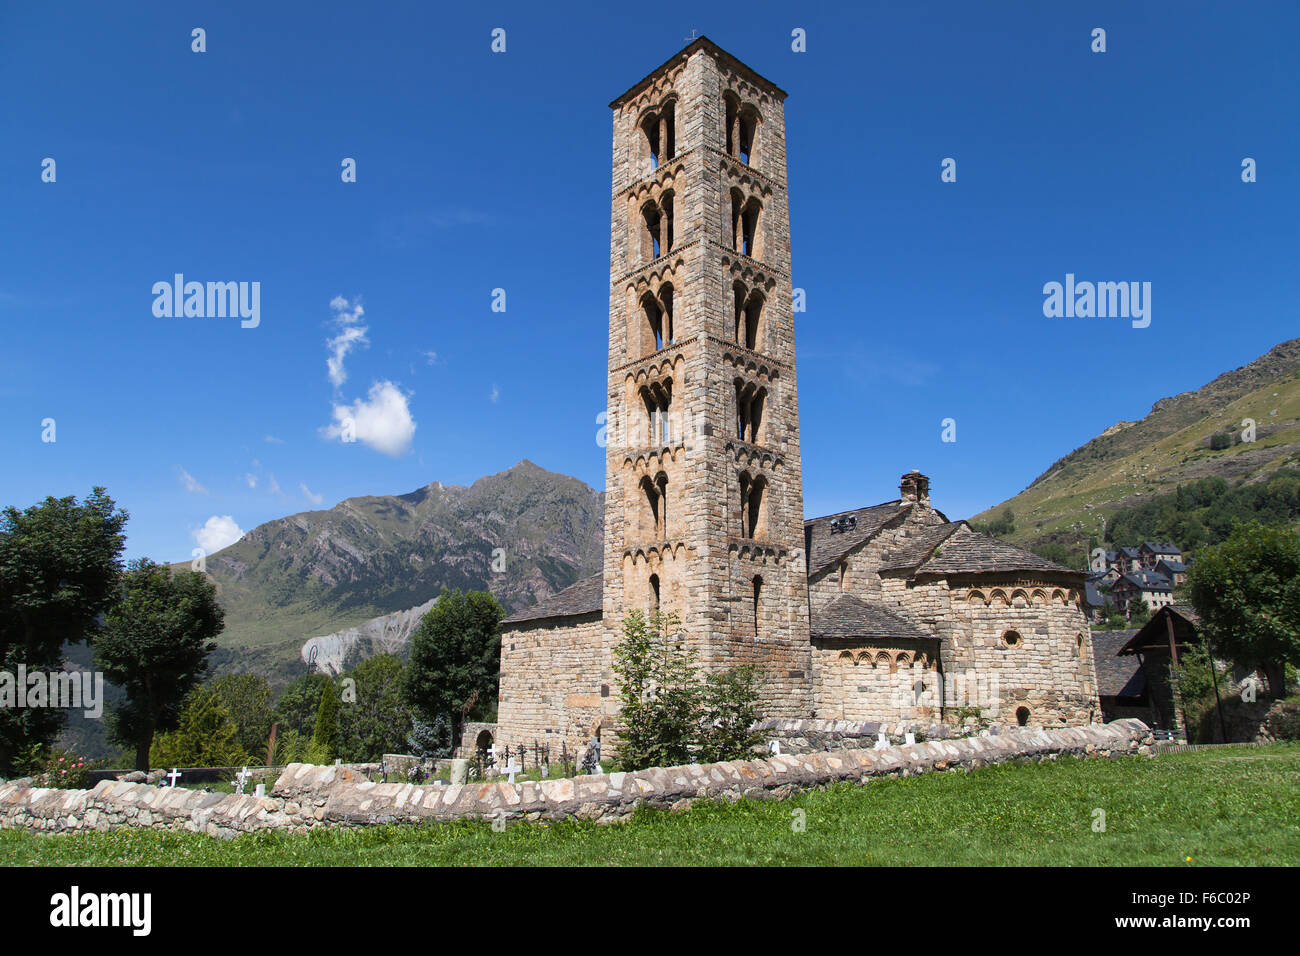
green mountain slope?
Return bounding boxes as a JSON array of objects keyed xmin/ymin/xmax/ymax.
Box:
[
  {"xmin": 972, "ymin": 338, "xmax": 1300, "ymax": 554},
  {"xmin": 187, "ymin": 460, "xmax": 604, "ymax": 684}
]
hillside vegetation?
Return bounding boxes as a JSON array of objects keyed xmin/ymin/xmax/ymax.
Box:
[{"xmin": 973, "ymin": 338, "xmax": 1300, "ymax": 562}]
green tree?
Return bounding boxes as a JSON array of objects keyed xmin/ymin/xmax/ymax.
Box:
[
  {"xmin": 336, "ymin": 654, "xmax": 409, "ymax": 762},
  {"xmin": 272, "ymin": 672, "xmax": 331, "ymax": 738},
  {"xmin": 95, "ymin": 558, "xmax": 223, "ymax": 771},
  {"xmin": 149, "ymin": 685, "xmax": 249, "ymax": 768},
  {"xmin": 210, "ymin": 674, "xmax": 274, "ymax": 757},
  {"xmin": 1126, "ymin": 596, "xmax": 1152, "ymax": 628},
  {"xmin": 698, "ymin": 665, "xmax": 763, "ymax": 763},
  {"xmin": 310, "ymin": 679, "xmax": 340, "ymax": 761},
  {"xmin": 403, "ymin": 589, "xmax": 504, "ymax": 747},
  {"xmin": 1188, "ymin": 521, "xmax": 1300, "ymax": 698},
  {"xmin": 612, "ymin": 610, "xmax": 701, "ymax": 770},
  {"xmin": 0, "ymin": 488, "xmax": 128, "ymax": 774}
]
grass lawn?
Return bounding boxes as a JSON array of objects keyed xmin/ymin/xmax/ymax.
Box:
[{"xmin": 4, "ymin": 744, "xmax": 1297, "ymax": 866}]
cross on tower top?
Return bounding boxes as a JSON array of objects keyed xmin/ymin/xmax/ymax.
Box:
[{"xmin": 684, "ymin": 29, "xmax": 699, "ymax": 42}]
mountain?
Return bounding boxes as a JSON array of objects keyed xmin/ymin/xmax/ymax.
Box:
[
  {"xmin": 194, "ymin": 460, "xmax": 604, "ymax": 685},
  {"xmin": 972, "ymin": 338, "xmax": 1300, "ymax": 554}
]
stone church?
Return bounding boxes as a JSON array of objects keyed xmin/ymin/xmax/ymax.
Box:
[{"xmin": 495, "ymin": 39, "xmax": 1099, "ymax": 756}]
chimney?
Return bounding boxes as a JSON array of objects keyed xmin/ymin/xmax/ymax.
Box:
[{"xmin": 900, "ymin": 470, "xmax": 931, "ymax": 509}]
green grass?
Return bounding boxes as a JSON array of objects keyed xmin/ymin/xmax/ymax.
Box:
[{"xmin": 4, "ymin": 745, "xmax": 1298, "ymax": 866}]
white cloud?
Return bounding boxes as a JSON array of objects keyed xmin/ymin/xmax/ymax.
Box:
[
  {"xmin": 263, "ymin": 434, "xmax": 284, "ymax": 444},
  {"xmin": 300, "ymin": 482, "xmax": 324, "ymax": 506},
  {"xmin": 177, "ymin": 467, "xmax": 207, "ymax": 494},
  {"xmin": 195, "ymin": 515, "xmax": 244, "ymax": 553},
  {"xmin": 268, "ymin": 473, "xmax": 282, "ymax": 496},
  {"xmin": 323, "ymin": 380, "xmax": 416, "ymax": 457},
  {"xmin": 422, "ymin": 351, "xmax": 439, "ymax": 365},
  {"xmin": 489, "ymin": 384, "xmax": 500, "ymax": 403},
  {"xmin": 326, "ymin": 296, "xmax": 368, "ymax": 388},
  {"xmin": 245, "ymin": 473, "xmax": 257, "ymax": 489}
]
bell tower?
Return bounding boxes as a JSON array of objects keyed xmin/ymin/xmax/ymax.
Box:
[{"xmin": 602, "ymin": 38, "xmax": 811, "ymax": 717}]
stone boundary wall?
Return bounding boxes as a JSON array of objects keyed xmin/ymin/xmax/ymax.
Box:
[
  {"xmin": 755, "ymin": 718, "xmax": 967, "ymax": 752},
  {"xmin": 0, "ymin": 720, "xmax": 1152, "ymax": 838}
]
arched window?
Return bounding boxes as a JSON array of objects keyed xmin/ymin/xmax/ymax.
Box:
[
  {"xmin": 1002, "ymin": 630, "xmax": 1022, "ymax": 648},
  {"xmin": 734, "ymin": 381, "xmax": 766, "ymax": 444},
  {"xmin": 752, "ymin": 575, "xmax": 763, "ymax": 636},
  {"xmin": 741, "ymin": 199, "xmax": 761, "ymax": 258},
  {"xmin": 641, "ymin": 112, "xmax": 660, "ymax": 171},
  {"xmin": 742, "ymin": 292, "xmax": 764, "ymax": 351},
  {"xmin": 1016, "ymin": 706, "xmax": 1031, "ymax": 726},
  {"xmin": 738, "ymin": 106, "xmax": 759, "ymax": 166},
  {"xmin": 639, "ymin": 380, "xmax": 672, "ymax": 446},
  {"xmin": 642, "ymin": 202, "xmax": 662, "ymax": 260},
  {"xmin": 739, "ymin": 472, "xmax": 767, "ymax": 539},
  {"xmin": 838, "ymin": 561, "xmax": 848, "ymax": 591},
  {"xmin": 661, "ymin": 99, "xmax": 676, "ymax": 162},
  {"xmin": 650, "ymin": 573, "xmax": 661, "ymax": 613}
]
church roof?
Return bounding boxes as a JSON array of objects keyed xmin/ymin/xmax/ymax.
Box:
[
  {"xmin": 810, "ymin": 593, "xmax": 937, "ymax": 643},
  {"xmin": 877, "ymin": 522, "xmax": 966, "ymax": 571},
  {"xmin": 803, "ymin": 501, "xmax": 911, "ymax": 576},
  {"xmin": 904, "ymin": 526, "xmax": 1082, "ymax": 578},
  {"xmin": 608, "ymin": 37, "xmax": 788, "ymax": 109},
  {"xmin": 501, "ymin": 573, "xmax": 603, "ymax": 625}
]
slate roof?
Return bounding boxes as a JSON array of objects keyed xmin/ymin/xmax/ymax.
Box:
[
  {"xmin": 901, "ymin": 526, "xmax": 1082, "ymax": 578},
  {"xmin": 1091, "ymin": 629, "xmax": 1146, "ymax": 699},
  {"xmin": 810, "ymin": 593, "xmax": 937, "ymax": 642},
  {"xmin": 1117, "ymin": 570, "xmax": 1173, "ymax": 592},
  {"xmin": 1155, "ymin": 559, "xmax": 1187, "ymax": 574},
  {"xmin": 877, "ymin": 522, "xmax": 966, "ymax": 571},
  {"xmin": 802, "ymin": 501, "xmax": 911, "ymax": 576},
  {"xmin": 1120, "ymin": 604, "xmax": 1202, "ymax": 654},
  {"xmin": 501, "ymin": 573, "xmax": 603, "ymax": 625},
  {"xmin": 1084, "ymin": 581, "xmax": 1114, "ymax": 609},
  {"xmin": 1142, "ymin": 541, "xmax": 1181, "ymax": 555}
]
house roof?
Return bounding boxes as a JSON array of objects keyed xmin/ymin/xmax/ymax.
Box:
[
  {"xmin": 1155, "ymin": 559, "xmax": 1188, "ymax": 573},
  {"xmin": 802, "ymin": 501, "xmax": 912, "ymax": 576},
  {"xmin": 1142, "ymin": 541, "xmax": 1181, "ymax": 554},
  {"xmin": 1091, "ymin": 629, "xmax": 1146, "ymax": 699},
  {"xmin": 1120, "ymin": 604, "xmax": 1202, "ymax": 654},
  {"xmin": 1120, "ymin": 546, "xmax": 1141, "ymax": 558},
  {"xmin": 501, "ymin": 573, "xmax": 603, "ymax": 625},
  {"xmin": 1117, "ymin": 570, "xmax": 1173, "ymax": 592},
  {"xmin": 810, "ymin": 593, "xmax": 937, "ymax": 642}
]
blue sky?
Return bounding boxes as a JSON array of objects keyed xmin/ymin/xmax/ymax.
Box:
[{"xmin": 2, "ymin": 1, "xmax": 1296, "ymax": 563}]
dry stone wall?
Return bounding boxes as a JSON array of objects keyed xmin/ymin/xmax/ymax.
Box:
[{"xmin": 0, "ymin": 720, "xmax": 1152, "ymax": 836}]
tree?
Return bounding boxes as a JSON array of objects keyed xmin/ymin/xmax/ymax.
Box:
[
  {"xmin": 0, "ymin": 488, "xmax": 128, "ymax": 774},
  {"xmin": 336, "ymin": 654, "xmax": 409, "ymax": 762},
  {"xmin": 210, "ymin": 674, "xmax": 274, "ymax": 757},
  {"xmin": 1188, "ymin": 521, "xmax": 1300, "ymax": 698},
  {"xmin": 612, "ymin": 610, "xmax": 701, "ymax": 770},
  {"xmin": 698, "ymin": 665, "xmax": 763, "ymax": 763},
  {"xmin": 1126, "ymin": 596, "xmax": 1151, "ymax": 628},
  {"xmin": 149, "ymin": 685, "xmax": 248, "ymax": 769},
  {"xmin": 272, "ymin": 672, "xmax": 331, "ymax": 738},
  {"xmin": 94, "ymin": 558, "xmax": 223, "ymax": 771},
  {"xmin": 310, "ymin": 679, "xmax": 340, "ymax": 762},
  {"xmin": 403, "ymin": 589, "xmax": 504, "ymax": 747}
]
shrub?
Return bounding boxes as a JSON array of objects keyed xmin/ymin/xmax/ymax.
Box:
[{"xmin": 612, "ymin": 610, "xmax": 765, "ymax": 771}]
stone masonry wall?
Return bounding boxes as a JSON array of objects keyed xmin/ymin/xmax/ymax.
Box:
[
  {"xmin": 496, "ymin": 614, "xmax": 608, "ymax": 759},
  {"xmin": 0, "ymin": 720, "xmax": 1152, "ymax": 836}
]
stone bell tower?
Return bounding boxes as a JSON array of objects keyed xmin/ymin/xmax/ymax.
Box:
[{"xmin": 602, "ymin": 38, "xmax": 811, "ymax": 717}]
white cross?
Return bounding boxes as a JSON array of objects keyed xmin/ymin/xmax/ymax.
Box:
[
  {"xmin": 235, "ymin": 767, "xmax": 253, "ymax": 794},
  {"xmin": 166, "ymin": 768, "xmax": 182, "ymax": 788},
  {"xmin": 875, "ymin": 732, "xmax": 889, "ymax": 749},
  {"xmin": 500, "ymin": 758, "xmax": 522, "ymax": 783},
  {"xmin": 487, "ymin": 744, "xmax": 498, "ymax": 764},
  {"xmin": 904, "ymin": 732, "xmax": 916, "ymax": 746},
  {"xmin": 254, "ymin": 783, "xmax": 266, "ymax": 798}
]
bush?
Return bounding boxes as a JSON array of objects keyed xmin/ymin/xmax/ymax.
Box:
[{"xmin": 612, "ymin": 610, "xmax": 765, "ymax": 771}]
